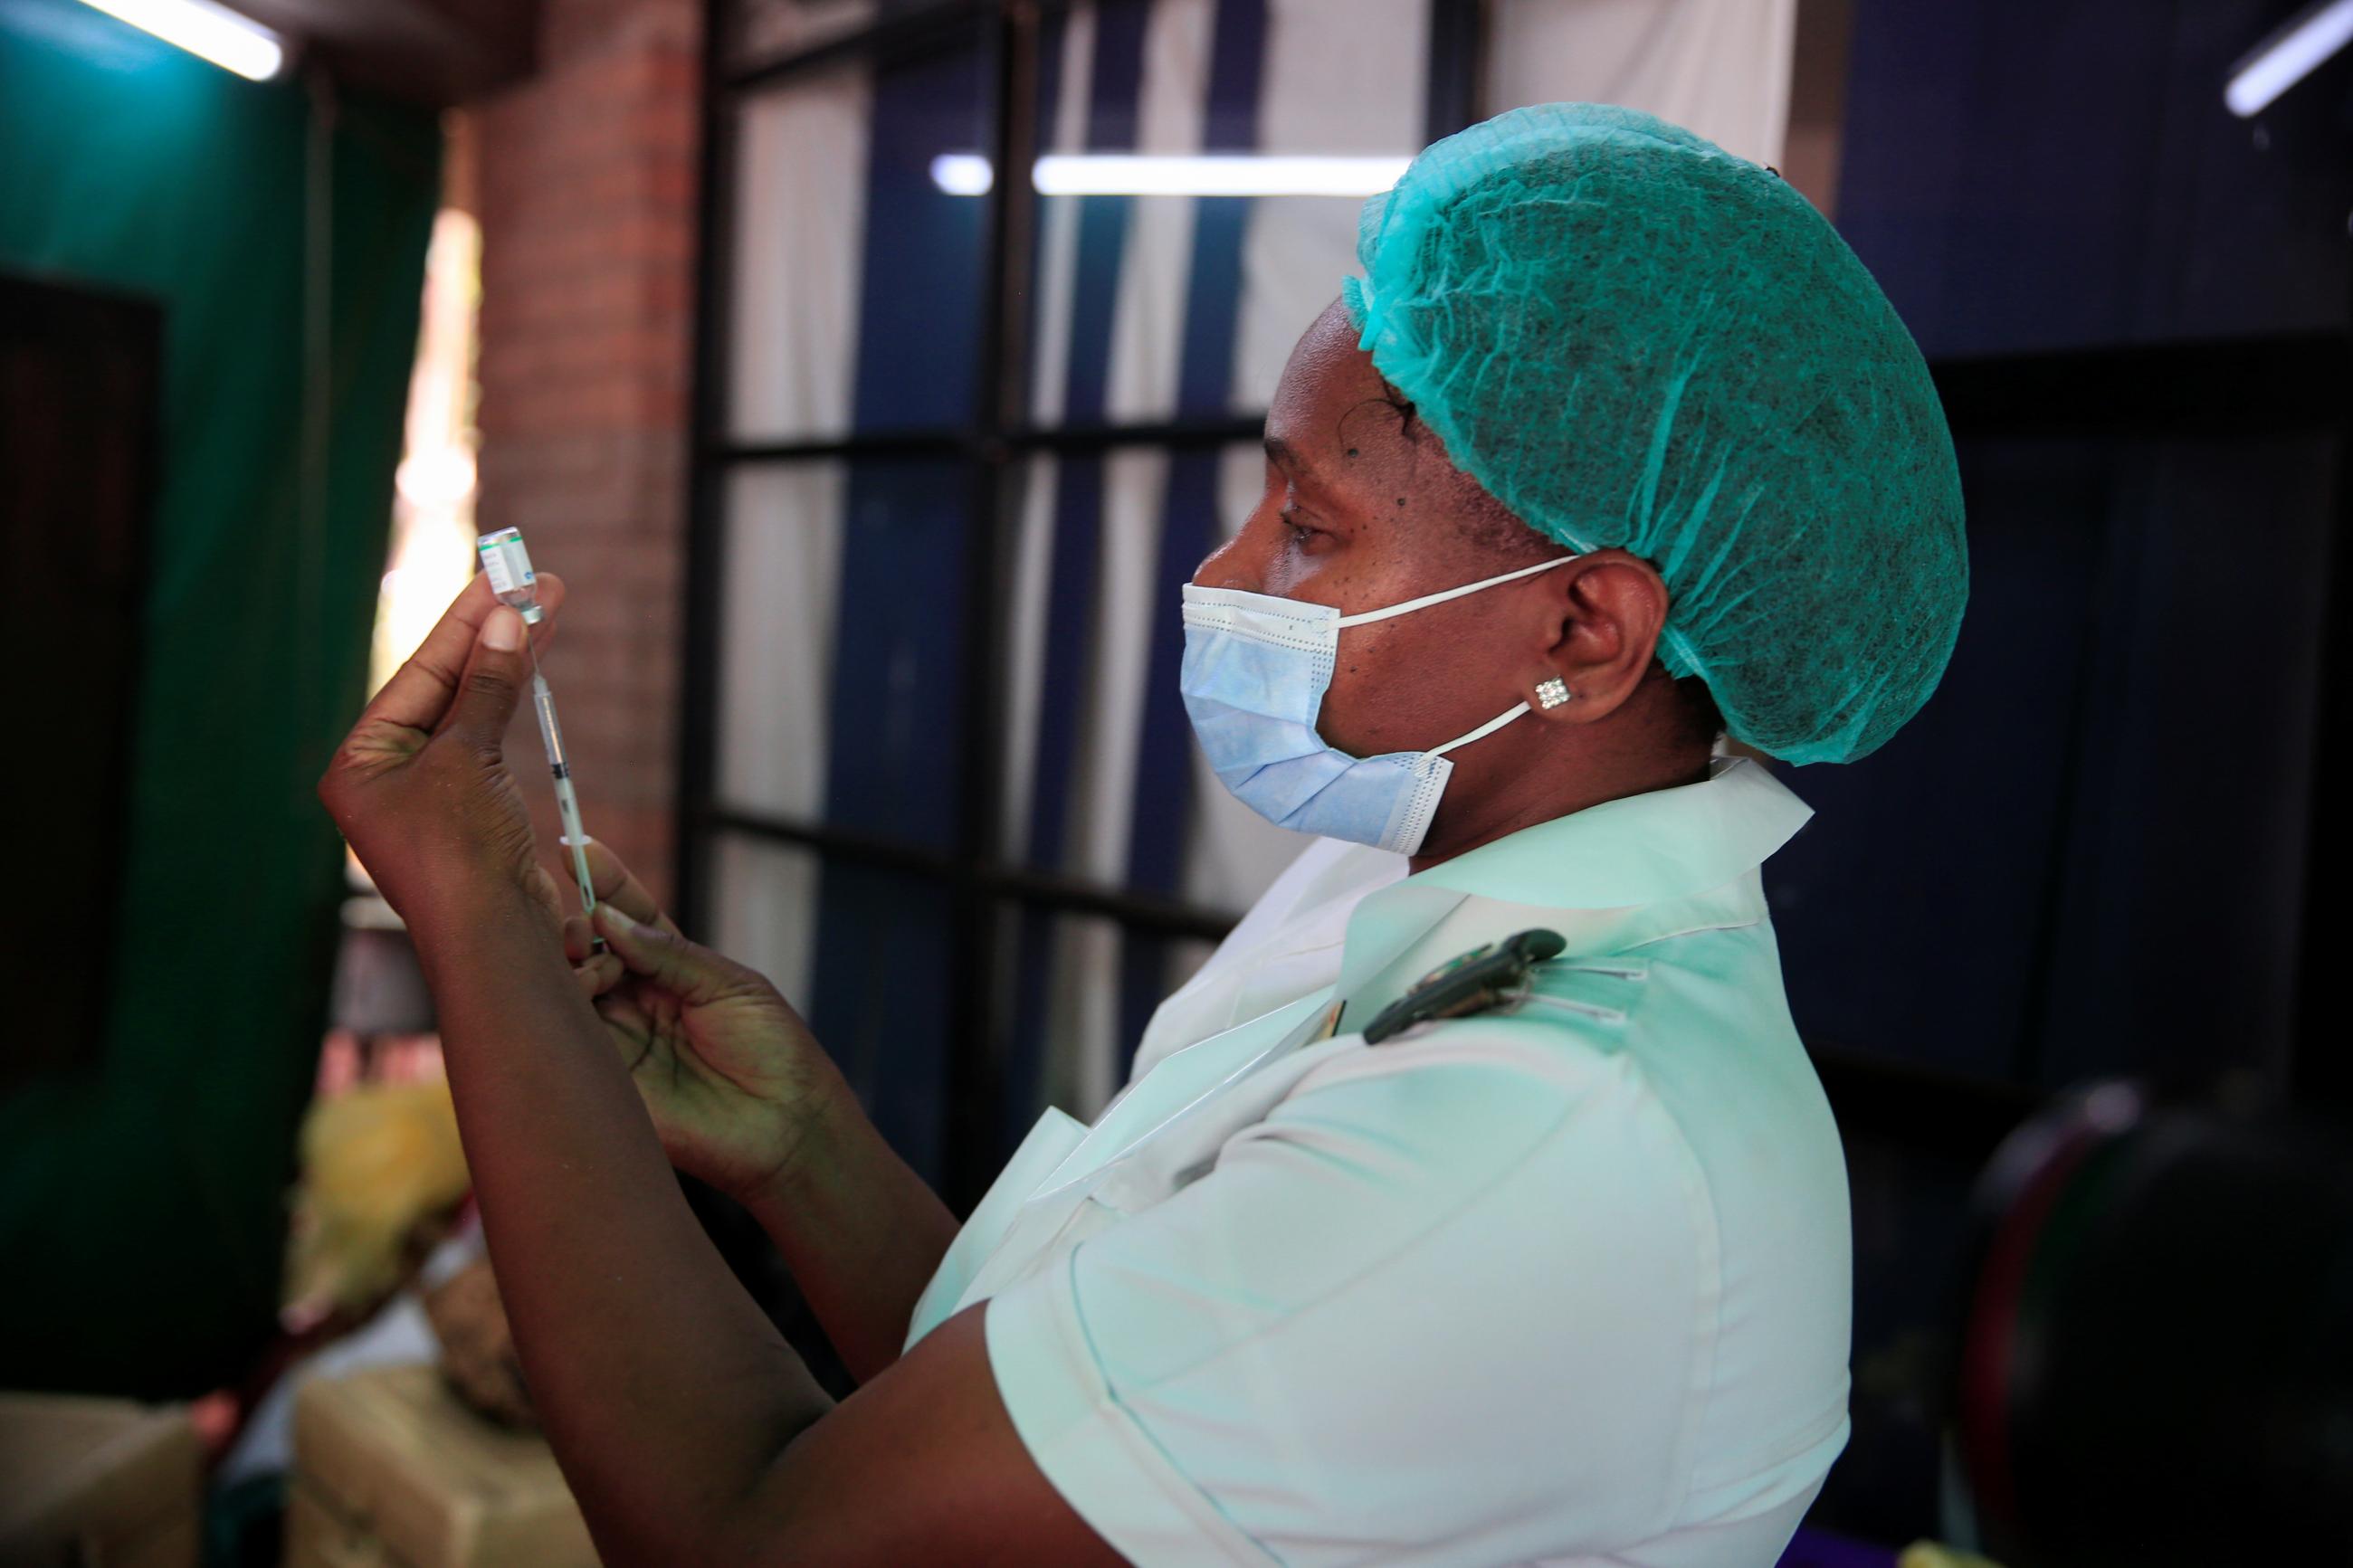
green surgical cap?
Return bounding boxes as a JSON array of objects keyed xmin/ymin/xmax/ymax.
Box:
[{"xmin": 1342, "ymin": 102, "xmax": 1967, "ymax": 765}]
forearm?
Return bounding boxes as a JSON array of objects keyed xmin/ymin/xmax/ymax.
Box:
[
  {"xmin": 408, "ymin": 878, "xmax": 832, "ymax": 1563},
  {"xmin": 746, "ymin": 1083, "xmax": 962, "ymax": 1383}
]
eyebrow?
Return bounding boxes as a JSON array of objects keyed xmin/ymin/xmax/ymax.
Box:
[{"xmin": 1262, "ymin": 435, "xmax": 1328, "ymax": 489}]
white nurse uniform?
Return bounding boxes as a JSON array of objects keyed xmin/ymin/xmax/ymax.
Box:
[{"xmin": 904, "ymin": 756, "xmax": 1852, "ymax": 1568}]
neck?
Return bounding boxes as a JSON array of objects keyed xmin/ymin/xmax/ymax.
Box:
[{"xmin": 1407, "ymin": 734, "xmax": 1716, "ymax": 875}]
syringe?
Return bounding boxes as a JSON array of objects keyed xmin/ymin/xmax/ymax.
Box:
[
  {"xmin": 529, "ymin": 645, "xmax": 598, "ymax": 920},
  {"xmin": 477, "ymin": 527, "xmax": 601, "ymax": 936}
]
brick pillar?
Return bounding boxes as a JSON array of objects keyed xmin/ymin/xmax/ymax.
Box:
[{"xmin": 474, "ymin": 0, "xmax": 700, "ymax": 909}]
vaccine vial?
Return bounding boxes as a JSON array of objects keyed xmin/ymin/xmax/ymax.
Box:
[{"xmin": 475, "ymin": 527, "xmax": 544, "ymax": 624}]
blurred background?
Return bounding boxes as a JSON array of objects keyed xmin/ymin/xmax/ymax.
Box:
[{"xmin": 3, "ymin": 0, "xmax": 2350, "ymax": 1563}]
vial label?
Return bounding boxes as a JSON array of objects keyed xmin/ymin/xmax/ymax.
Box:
[{"xmin": 476, "ymin": 527, "xmax": 537, "ymax": 598}]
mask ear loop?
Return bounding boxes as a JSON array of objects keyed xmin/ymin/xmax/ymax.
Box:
[
  {"xmin": 1380, "ymin": 700, "xmax": 1533, "ymax": 856},
  {"xmin": 1355, "ymin": 556, "xmax": 1574, "ymax": 757},
  {"xmin": 1425, "ymin": 701, "xmax": 1530, "ymax": 758},
  {"xmin": 1334, "ymin": 554, "xmax": 1576, "ymax": 628}
]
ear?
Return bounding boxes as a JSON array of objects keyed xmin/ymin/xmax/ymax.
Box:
[{"xmin": 1527, "ymin": 550, "xmax": 1671, "ymax": 725}]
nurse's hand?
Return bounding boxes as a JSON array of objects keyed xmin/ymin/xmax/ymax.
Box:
[
  {"xmin": 564, "ymin": 842, "xmax": 852, "ymax": 1205},
  {"xmin": 319, "ymin": 575, "xmax": 567, "ymax": 931}
]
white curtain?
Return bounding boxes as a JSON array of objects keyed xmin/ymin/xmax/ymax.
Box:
[
  {"xmin": 1486, "ymin": 0, "xmax": 1796, "ymax": 167},
  {"xmin": 729, "ymin": 63, "xmax": 872, "ymax": 440},
  {"xmin": 715, "ymin": 65, "xmax": 869, "ymax": 1002},
  {"xmin": 1038, "ymin": 0, "xmax": 1217, "ymax": 1118},
  {"xmin": 711, "ymin": 464, "xmax": 846, "ymax": 1003},
  {"xmin": 712, "ymin": 836, "xmax": 824, "ymax": 1009},
  {"xmin": 716, "ymin": 464, "xmax": 845, "ymax": 822},
  {"xmin": 1228, "ymin": 0, "xmax": 1428, "ymax": 408}
]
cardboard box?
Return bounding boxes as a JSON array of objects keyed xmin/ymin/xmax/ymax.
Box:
[
  {"xmin": 0, "ymin": 1392, "xmax": 201, "ymax": 1568},
  {"xmin": 289, "ymin": 1366, "xmax": 597, "ymax": 1568}
]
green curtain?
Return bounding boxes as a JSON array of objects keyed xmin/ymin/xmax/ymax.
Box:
[{"xmin": 0, "ymin": 0, "xmax": 440, "ymax": 1396}]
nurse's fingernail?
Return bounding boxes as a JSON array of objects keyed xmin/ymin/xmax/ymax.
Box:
[{"xmin": 483, "ymin": 606, "xmax": 523, "ymax": 651}]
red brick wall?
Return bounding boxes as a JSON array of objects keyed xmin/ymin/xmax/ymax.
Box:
[{"xmin": 474, "ymin": 0, "xmax": 700, "ymax": 909}]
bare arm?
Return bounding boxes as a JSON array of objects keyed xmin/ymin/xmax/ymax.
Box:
[
  {"xmin": 322, "ymin": 585, "xmax": 1122, "ymax": 1564},
  {"xmin": 569, "ymin": 851, "xmax": 960, "ymax": 1383},
  {"xmin": 740, "ymin": 1073, "xmax": 962, "ymax": 1381},
  {"xmin": 419, "ymin": 882, "xmax": 825, "ymax": 1558},
  {"xmin": 714, "ymin": 1300, "xmax": 1126, "ymax": 1568}
]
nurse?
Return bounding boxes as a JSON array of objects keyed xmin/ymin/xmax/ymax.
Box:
[{"xmin": 320, "ymin": 105, "xmax": 1964, "ymax": 1565}]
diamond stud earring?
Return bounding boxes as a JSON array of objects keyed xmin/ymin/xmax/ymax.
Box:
[{"xmin": 1536, "ymin": 678, "xmax": 1571, "ymax": 709}]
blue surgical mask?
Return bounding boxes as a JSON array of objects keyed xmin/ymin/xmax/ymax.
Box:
[{"xmin": 1179, "ymin": 556, "xmax": 1575, "ymax": 856}]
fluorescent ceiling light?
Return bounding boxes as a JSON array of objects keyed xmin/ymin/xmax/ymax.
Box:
[
  {"xmin": 929, "ymin": 153, "xmax": 1410, "ymax": 197},
  {"xmin": 2225, "ymin": 0, "xmax": 2353, "ymax": 117},
  {"xmin": 71, "ymin": 0, "xmax": 285, "ymax": 81},
  {"xmin": 933, "ymin": 154, "xmax": 995, "ymax": 195}
]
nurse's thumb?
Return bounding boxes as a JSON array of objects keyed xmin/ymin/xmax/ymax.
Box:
[
  {"xmin": 593, "ymin": 902, "xmax": 744, "ymax": 1006},
  {"xmin": 442, "ymin": 606, "xmax": 530, "ymax": 755}
]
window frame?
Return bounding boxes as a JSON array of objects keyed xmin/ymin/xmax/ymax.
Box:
[
  {"xmin": 680, "ymin": 0, "xmax": 2353, "ymax": 1214},
  {"xmin": 681, "ymin": 0, "xmax": 1488, "ymax": 1205}
]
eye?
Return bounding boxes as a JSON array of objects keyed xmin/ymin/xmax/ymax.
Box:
[{"xmin": 1279, "ymin": 505, "xmax": 1322, "ymax": 546}]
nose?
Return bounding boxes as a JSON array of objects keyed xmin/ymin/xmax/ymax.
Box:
[
  {"xmin": 1190, "ymin": 534, "xmax": 1250, "ymax": 592},
  {"xmin": 1190, "ymin": 500, "xmax": 1279, "ymax": 593}
]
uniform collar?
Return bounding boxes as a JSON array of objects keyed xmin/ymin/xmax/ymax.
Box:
[{"xmin": 1403, "ymin": 755, "xmax": 1814, "ymax": 911}]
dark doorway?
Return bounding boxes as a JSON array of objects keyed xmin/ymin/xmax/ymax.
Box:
[{"xmin": 1, "ymin": 271, "xmax": 161, "ymax": 1090}]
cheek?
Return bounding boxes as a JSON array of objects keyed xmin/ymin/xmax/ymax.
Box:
[
  {"xmin": 1318, "ymin": 611, "xmax": 1509, "ymax": 754},
  {"xmin": 1319, "ymin": 623, "xmax": 1435, "ymax": 753}
]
